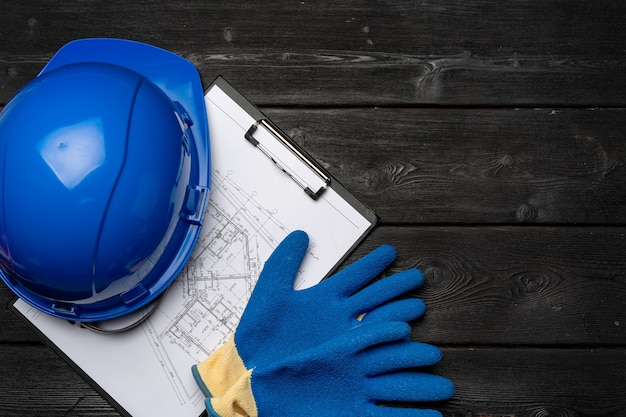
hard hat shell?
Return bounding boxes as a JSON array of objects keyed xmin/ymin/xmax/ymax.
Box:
[{"xmin": 0, "ymin": 39, "xmax": 210, "ymax": 321}]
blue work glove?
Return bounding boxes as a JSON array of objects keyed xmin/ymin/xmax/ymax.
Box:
[
  {"xmin": 192, "ymin": 230, "xmax": 428, "ymax": 398},
  {"xmin": 206, "ymin": 321, "xmax": 454, "ymax": 417}
]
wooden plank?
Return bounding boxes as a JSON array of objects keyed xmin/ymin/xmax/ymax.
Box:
[
  {"xmin": 265, "ymin": 107, "xmax": 626, "ymax": 224},
  {"xmin": 436, "ymin": 347, "xmax": 626, "ymax": 416},
  {"xmin": 0, "ymin": 344, "xmax": 119, "ymax": 416},
  {"xmin": 351, "ymin": 225, "xmax": 626, "ymax": 346},
  {"xmin": 3, "ymin": 225, "xmax": 625, "ymax": 346},
  {"xmin": 0, "ymin": 285, "xmax": 40, "ymax": 343},
  {"xmin": 1, "ymin": 343, "xmax": 624, "ymax": 416},
  {"xmin": 1, "ymin": 1, "xmax": 625, "ymax": 106},
  {"xmin": 2, "ymin": 105, "xmax": 623, "ymax": 224}
]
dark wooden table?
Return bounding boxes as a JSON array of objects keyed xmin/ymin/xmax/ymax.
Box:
[{"xmin": 2, "ymin": 1, "xmax": 626, "ymax": 416}]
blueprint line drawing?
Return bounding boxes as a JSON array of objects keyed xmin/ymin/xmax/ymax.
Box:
[{"xmin": 138, "ymin": 167, "xmax": 292, "ymax": 405}]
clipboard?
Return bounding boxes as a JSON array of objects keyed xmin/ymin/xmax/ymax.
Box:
[{"xmin": 9, "ymin": 76, "xmax": 378, "ymax": 417}]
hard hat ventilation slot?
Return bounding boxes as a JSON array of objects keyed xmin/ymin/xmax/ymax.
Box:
[
  {"xmin": 181, "ymin": 184, "xmax": 208, "ymax": 225},
  {"xmin": 52, "ymin": 302, "xmax": 79, "ymax": 318},
  {"xmin": 172, "ymin": 101, "xmax": 193, "ymax": 129},
  {"xmin": 121, "ymin": 284, "xmax": 150, "ymax": 306}
]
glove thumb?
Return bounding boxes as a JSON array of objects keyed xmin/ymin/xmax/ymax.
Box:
[{"xmin": 252, "ymin": 230, "xmax": 309, "ymax": 295}]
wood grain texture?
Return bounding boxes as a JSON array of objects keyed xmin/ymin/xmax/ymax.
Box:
[
  {"xmin": 265, "ymin": 107, "xmax": 626, "ymax": 224},
  {"xmin": 0, "ymin": 344, "xmax": 120, "ymax": 417},
  {"xmin": 1, "ymin": 1, "xmax": 625, "ymax": 416},
  {"xmin": 1, "ymin": 1, "xmax": 625, "ymax": 106},
  {"xmin": 0, "ymin": 286, "xmax": 40, "ymax": 343},
  {"xmin": 4, "ymin": 225, "xmax": 624, "ymax": 346},
  {"xmin": 437, "ymin": 347, "xmax": 626, "ymax": 417},
  {"xmin": 344, "ymin": 226, "xmax": 626, "ymax": 346},
  {"xmin": 3, "ymin": 105, "xmax": 624, "ymax": 224}
]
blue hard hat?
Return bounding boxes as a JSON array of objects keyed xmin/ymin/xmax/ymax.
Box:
[{"xmin": 0, "ymin": 39, "xmax": 210, "ymax": 321}]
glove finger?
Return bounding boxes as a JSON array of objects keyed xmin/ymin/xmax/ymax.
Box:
[
  {"xmin": 276, "ymin": 321, "xmax": 412, "ymax": 371},
  {"xmin": 320, "ymin": 244, "xmax": 396, "ymax": 297},
  {"xmin": 319, "ymin": 321, "xmax": 412, "ymax": 356},
  {"xmin": 348, "ymin": 268, "xmax": 424, "ymax": 315},
  {"xmin": 361, "ymin": 342, "xmax": 443, "ymax": 375},
  {"xmin": 363, "ymin": 404, "xmax": 443, "ymax": 417},
  {"xmin": 368, "ymin": 372, "xmax": 455, "ymax": 403},
  {"xmin": 253, "ymin": 230, "xmax": 309, "ymax": 294},
  {"xmin": 361, "ymin": 298, "xmax": 426, "ymax": 324}
]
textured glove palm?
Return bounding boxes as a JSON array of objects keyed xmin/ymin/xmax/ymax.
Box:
[
  {"xmin": 206, "ymin": 321, "xmax": 454, "ymax": 417},
  {"xmin": 193, "ymin": 230, "xmax": 429, "ymax": 397}
]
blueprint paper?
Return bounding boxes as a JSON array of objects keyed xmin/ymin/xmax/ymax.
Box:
[{"xmin": 12, "ymin": 78, "xmax": 376, "ymax": 417}]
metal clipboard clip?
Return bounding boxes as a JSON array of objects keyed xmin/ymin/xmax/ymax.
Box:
[{"xmin": 245, "ymin": 119, "xmax": 331, "ymax": 200}]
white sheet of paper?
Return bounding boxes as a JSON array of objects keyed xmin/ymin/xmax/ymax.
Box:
[{"xmin": 12, "ymin": 79, "xmax": 375, "ymax": 417}]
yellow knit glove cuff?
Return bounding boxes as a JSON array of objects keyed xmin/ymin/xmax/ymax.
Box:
[
  {"xmin": 195, "ymin": 334, "xmax": 247, "ymax": 398},
  {"xmin": 209, "ymin": 369, "xmax": 257, "ymax": 417}
]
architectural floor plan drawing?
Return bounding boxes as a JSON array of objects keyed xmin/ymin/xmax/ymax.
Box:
[
  {"xmin": 11, "ymin": 78, "xmax": 376, "ymax": 417},
  {"xmin": 139, "ymin": 167, "xmax": 293, "ymax": 406}
]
